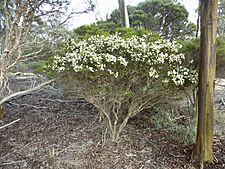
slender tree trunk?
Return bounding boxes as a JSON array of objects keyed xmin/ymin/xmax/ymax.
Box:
[
  {"xmin": 194, "ymin": 0, "xmax": 218, "ymax": 162},
  {"xmin": 217, "ymin": 0, "xmax": 225, "ymax": 37},
  {"xmin": 118, "ymin": 0, "xmax": 130, "ymax": 27},
  {"xmin": 0, "ymin": 52, "xmax": 7, "ymax": 96}
]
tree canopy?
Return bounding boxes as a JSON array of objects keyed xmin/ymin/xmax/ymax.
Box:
[{"xmin": 107, "ymin": 0, "xmax": 196, "ymax": 40}]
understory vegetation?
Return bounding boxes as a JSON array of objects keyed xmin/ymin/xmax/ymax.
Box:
[
  {"xmin": 49, "ymin": 32, "xmax": 197, "ymax": 141},
  {"xmin": 150, "ymin": 98, "xmax": 225, "ymax": 144},
  {"xmin": 43, "ymin": 24, "xmax": 225, "ymax": 143},
  {"xmin": 151, "ymin": 105, "xmax": 196, "ymax": 144}
]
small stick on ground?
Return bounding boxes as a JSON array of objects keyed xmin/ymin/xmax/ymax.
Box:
[
  {"xmin": 0, "ymin": 118, "xmax": 21, "ymax": 130},
  {"xmin": 221, "ymin": 98, "xmax": 225, "ymax": 106},
  {"xmin": 1, "ymin": 160, "xmax": 26, "ymax": 165}
]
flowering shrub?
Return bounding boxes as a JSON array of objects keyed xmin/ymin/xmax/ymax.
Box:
[{"xmin": 51, "ymin": 34, "xmax": 197, "ymax": 141}]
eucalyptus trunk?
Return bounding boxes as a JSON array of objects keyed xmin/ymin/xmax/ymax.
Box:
[{"xmin": 194, "ymin": 0, "xmax": 218, "ymax": 162}]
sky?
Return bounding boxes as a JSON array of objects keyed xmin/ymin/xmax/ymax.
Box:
[{"xmin": 69, "ymin": 0, "xmax": 199, "ymax": 29}]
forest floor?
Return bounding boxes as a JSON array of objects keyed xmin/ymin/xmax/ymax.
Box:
[{"xmin": 0, "ymin": 74, "xmax": 225, "ymax": 169}]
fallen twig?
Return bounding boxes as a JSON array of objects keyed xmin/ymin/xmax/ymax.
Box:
[
  {"xmin": 0, "ymin": 79, "xmax": 55, "ymax": 105},
  {"xmin": 169, "ymin": 152, "xmax": 185, "ymax": 158},
  {"xmin": 1, "ymin": 160, "xmax": 26, "ymax": 165},
  {"xmin": 0, "ymin": 119, "xmax": 21, "ymax": 130},
  {"xmin": 221, "ymin": 98, "xmax": 225, "ymax": 106},
  {"xmin": 174, "ymin": 115, "xmax": 186, "ymax": 121}
]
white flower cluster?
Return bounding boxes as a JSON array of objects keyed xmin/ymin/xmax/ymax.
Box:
[
  {"xmin": 52, "ymin": 34, "xmax": 197, "ymax": 86},
  {"xmin": 150, "ymin": 39, "xmax": 184, "ymax": 64},
  {"xmin": 167, "ymin": 67, "xmax": 197, "ymax": 86}
]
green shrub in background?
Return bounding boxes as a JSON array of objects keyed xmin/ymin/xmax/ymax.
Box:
[
  {"xmin": 180, "ymin": 38, "xmax": 225, "ymax": 72},
  {"xmin": 73, "ymin": 24, "xmax": 110, "ymax": 41},
  {"xmin": 115, "ymin": 27, "xmax": 160, "ymax": 40},
  {"xmin": 179, "ymin": 39, "xmax": 200, "ymax": 67},
  {"xmin": 48, "ymin": 34, "xmax": 197, "ymax": 141},
  {"xmin": 73, "ymin": 25, "xmax": 160, "ymax": 41},
  {"xmin": 96, "ymin": 20, "xmax": 120, "ymax": 33},
  {"xmin": 151, "ymin": 107, "xmax": 196, "ymax": 143},
  {"xmin": 216, "ymin": 38, "xmax": 225, "ymax": 69}
]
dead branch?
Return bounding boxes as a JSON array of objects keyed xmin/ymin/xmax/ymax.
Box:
[
  {"xmin": 0, "ymin": 118, "xmax": 21, "ymax": 130},
  {"xmin": 58, "ymin": 5, "xmax": 94, "ymax": 26},
  {"xmin": 0, "ymin": 79, "xmax": 55, "ymax": 105}
]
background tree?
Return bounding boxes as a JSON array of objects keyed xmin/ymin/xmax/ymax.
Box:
[
  {"xmin": 108, "ymin": 0, "xmax": 196, "ymax": 40},
  {"xmin": 217, "ymin": 0, "xmax": 225, "ymax": 38},
  {"xmin": 0, "ymin": 2, "xmax": 4, "ymax": 53},
  {"xmin": 194, "ymin": 0, "xmax": 218, "ymax": 165},
  {"xmin": 118, "ymin": 0, "xmax": 130, "ymax": 27},
  {"xmin": 0, "ymin": 0, "xmax": 94, "ymax": 107}
]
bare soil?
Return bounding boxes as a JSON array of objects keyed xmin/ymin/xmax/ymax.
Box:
[{"xmin": 0, "ymin": 76, "xmax": 225, "ymax": 169}]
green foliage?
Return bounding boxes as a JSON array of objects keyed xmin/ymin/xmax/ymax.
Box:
[
  {"xmin": 75, "ymin": 2, "xmax": 192, "ymax": 41},
  {"xmin": 137, "ymin": 0, "xmax": 196, "ymax": 39},
  {"xmin": 179, "ymin": 39, "xmax": 200, "ymax": 68},
  {"xmin": 108, "ymin": 0, "xmax": 196, "ymax": 40},
  {"xmin": 109, "ymin": 9, "xmax": 121, "ymax": 25},
  {"xmin": 73, "ymin": 24, "xmax": 160, "ymax": 42},
  {"xmin": 180, "ymin": 38, "xmax": 225, "ymax": 71},
  {"xmin": 115, "ymin": 27, "xmax": 160, "ymax": 40},
  {"xmin": 180, "ymin": 39, "xmax": 200, "ymax": 55},
  {"xmin": 129, "ymin": 6, "xmax": 155, "ymax": 28},
  {"xmin": 216, "ymin": 38, "xmax": 225, "ymax": 73},
  {"xmin": 73, "ymin": 24, "xmax": 110, "ymax": 41},
  {"xmin": 217, "ymin": 38, "xmax": 225, "ymax": 58},
  {"xmin": 151, "ymin": 107, "xmax": 196, "ymax": 143},
  {"xmin": 96, "ymin": 20, "xmax": 120, "ymax": 33}
]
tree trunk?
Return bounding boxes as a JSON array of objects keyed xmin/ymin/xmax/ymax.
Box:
[
  {"xmin": 217, "ymin": 0, "xmax": 225, "ymax": 37},
  {"xmin": 194, "ymin": 0, "xmax": 218, "ymax": 162},
  {"xmin": 118, "ymin": 0, "xmax": 130, "ymax": 27},
  {"xmin": 0, "ymin": 52, "xmax": 7, "ymax": 96}
]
